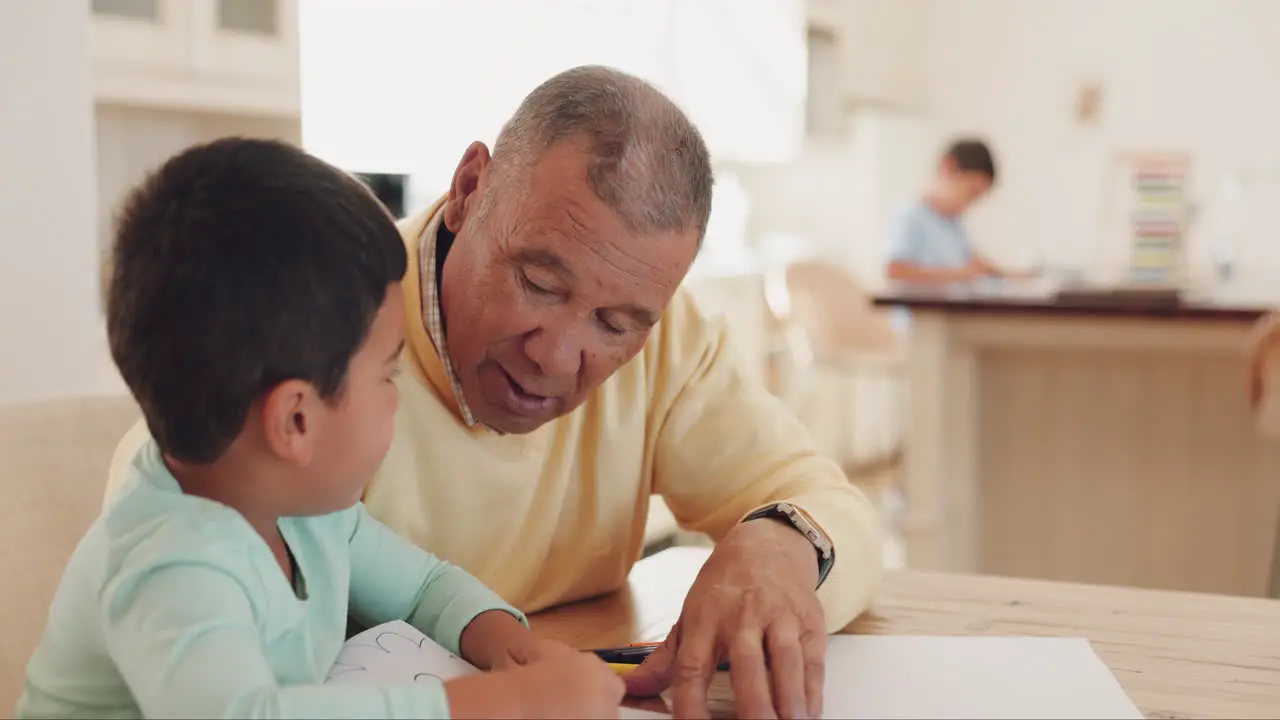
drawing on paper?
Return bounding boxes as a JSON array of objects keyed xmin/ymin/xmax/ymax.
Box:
[
  {"xmin": 325, "ymin": 620, "xmax": 478, "ymax": 686},
  {"xmin": 328, "ymin": 629, "xmax": 449, "ymax": 679}
]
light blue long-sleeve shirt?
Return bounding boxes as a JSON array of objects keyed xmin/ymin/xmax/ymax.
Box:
[
  {"xmin": 885, "ymin": 200, "xmax": 976, "ymax": 269},
  {"xmin": 18, "ymin": 440, "xmax": 524, "ymax": 719}
]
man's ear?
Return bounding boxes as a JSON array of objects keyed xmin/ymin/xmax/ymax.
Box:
[
  {"xmin": 443, "ymin": 141, "xmax": 492, "ymax": 233},
  {"xmin": 259, "ymin": 379, "xmax": 322, "ymax": 467}
]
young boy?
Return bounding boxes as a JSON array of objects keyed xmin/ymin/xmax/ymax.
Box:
[
  {"xmin": 17, "ymin": 138, "xmax": 623, "ymax": 718},
  {"xmin": 884, "ymin": 138, "xmax": 1015, "ymax": 283}
]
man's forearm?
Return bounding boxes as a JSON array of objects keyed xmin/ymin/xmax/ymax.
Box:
[{"xmin": 782, "ymin": 483, "xmax": 884, "ymax": 632}]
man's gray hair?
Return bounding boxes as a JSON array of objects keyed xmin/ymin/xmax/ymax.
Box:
[{"xmin": 490, "ymin": 65, "xmax": 714, "ymax": 242}]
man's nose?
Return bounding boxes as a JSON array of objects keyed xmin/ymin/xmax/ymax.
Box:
[{"xmin": 522, "ymin": 322, "xmax": 584, "ymax": 379}]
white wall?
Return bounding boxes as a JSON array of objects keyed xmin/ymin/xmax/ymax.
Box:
[
  {"xmin": 920, "ymin": 0, "xmax": 1280, "ymax": 280},
  {"xmin": 723, "ymin": 0, "xmax": 937, "ymax": 288},
  {"xmin": 733, "ymin": 110, "xmax": 935, "ymax": 289},
  {"xmin": 95, "ymin": 105, "xmax": 301, "ymax": 267},
  {"xmin": 808, "ymin": 0, "xmax": 926, "ymax": 110},
  {"xmin": 0, "ymin": 2, "xmax": 114, "ymax": 403}
]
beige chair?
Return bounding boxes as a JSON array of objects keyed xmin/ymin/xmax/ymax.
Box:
[
  {"xmin": 0, "ymin": 394, "xmax": 139, "ymax": 712},
  {"xmin": 762, "ymin": 260, "xmax": 908, "ymax": 521}
]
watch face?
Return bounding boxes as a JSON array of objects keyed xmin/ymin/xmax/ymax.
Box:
[
  {"xmin": 778, "ymin": 505, "xmax": 824, "ymax": 541},
  {"xmin": 752, "ymin": 503, "xmax": 833, "ymax": 559}
]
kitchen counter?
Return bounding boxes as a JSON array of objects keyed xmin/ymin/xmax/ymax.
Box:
[
  {"xmin": 875, "ymin": 277, "xmax": 1272, "ymax": 321},
  {"xmin": 874, "ymin": 279, "xmax": 1280, "ymax": 597}
]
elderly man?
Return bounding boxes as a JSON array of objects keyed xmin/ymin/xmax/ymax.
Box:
[{"xmin": 106, "ymin": 65, "xmax": 881, "ymax": 718}]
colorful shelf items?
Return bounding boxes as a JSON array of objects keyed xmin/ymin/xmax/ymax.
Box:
[{"xmin": 1121, "ymin": 154, "xmax": 1191, "ymax": 286}]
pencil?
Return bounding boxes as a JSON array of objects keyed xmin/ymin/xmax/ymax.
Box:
[{"xmin": 593, "ymin": 645, "xmax": 731, "ymax": 672}]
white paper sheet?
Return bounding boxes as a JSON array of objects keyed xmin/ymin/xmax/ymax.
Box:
[
  {"xmin": 704, "ymin": 635, "xmax": 1141, "ymax": 719},
  {"xmin": 325, "ymin": 621, "xmax": 670, "ymax": 719},
  {"xmin": 325, "ymin": 620, "xmax": 478, "ymax": 686},
  {"xmin": 328, "ymin": 623, "xmax": 1138, "ymax": 719}
]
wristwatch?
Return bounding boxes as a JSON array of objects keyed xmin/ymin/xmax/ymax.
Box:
[{"xmin": 743, "ymin": 502, "xmax": 835, "ymax": 588}]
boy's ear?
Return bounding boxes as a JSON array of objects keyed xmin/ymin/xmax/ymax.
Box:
[{"xmin": 259, "ymin": 379, "xmax": 322, "ymax": 466}]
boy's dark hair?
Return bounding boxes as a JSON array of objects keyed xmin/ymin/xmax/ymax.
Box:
[
  {"xmin": 107, "ymin": 137, "xmax": 407, "ymax": 465},
  {"xmin": 943, "ymin": 138, "xmax": 997, "ymax": 181}
]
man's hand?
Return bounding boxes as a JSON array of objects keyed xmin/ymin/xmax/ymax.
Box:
[{"xmin": 625, "ymin": 518, "xmax": 827, "ymax": 719}]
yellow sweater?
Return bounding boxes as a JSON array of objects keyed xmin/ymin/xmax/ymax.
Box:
[{"xmin": 105, "ymin": 200, "xmax": 882, "ymax": 631}]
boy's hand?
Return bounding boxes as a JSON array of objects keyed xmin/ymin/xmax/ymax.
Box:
[
  {"xmin": 457, "ymin": 610, "xmax": 535, "ymax": 670},
  {"xmin": 446, "ymin": 649, "xmax": 625, "ymax": 719},
  {"xmin": 454, "ymin": 610, "xmax": 624, "ymax": 717},
  {"xmin": 491, "ymin": 636, "xmax": 583, "ymax": 670},
  {"xmin": 458, "ymin": 609, "xmax": 582, "ymax": 671}
]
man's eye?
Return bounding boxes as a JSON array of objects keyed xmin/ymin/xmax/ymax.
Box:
[
  {"xmin": 521, "ymin": 274, "xmax": 555, "ymax": 296},
  {"xmin": 596, "ymin": 312, "xmax": 626, "ymax": 336}
]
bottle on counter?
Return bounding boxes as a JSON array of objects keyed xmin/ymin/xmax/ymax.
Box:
[{"xmin": 1209, "ymin": 172, "xmax": 1243, "ymax": 286}]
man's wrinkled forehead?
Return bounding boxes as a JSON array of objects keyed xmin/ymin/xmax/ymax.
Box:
[
  {"xmin": 508, "ymin": 190, "xmax": 693, "ymax": 279},
  {"xmin": 491, "ymin": 142, "xmax": 697, "ymax": 270}
]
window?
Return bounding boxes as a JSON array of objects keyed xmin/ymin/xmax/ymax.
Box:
[
  {"xmin": 300, "ymin": 0, "xmax": 669, "ymax": 183},
  {"xmin": 91, "ymin": 0, "xmax": 159, "ymax": 21},
  {"xmin": 300, "ymin": 0, "xmax": 805, "ymax": 218},
  {"xmin": 217, "ymin": 0, "xmax": 279, "ymax": 36}
]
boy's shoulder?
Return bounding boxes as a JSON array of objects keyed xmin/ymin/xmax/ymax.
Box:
[
  {"xmin": 100, "ymin": 479, "xmax": 258, "ymax": 579},
  {"xmin": 891, "ymin": 200, "xmax": 968, "ymax": 240},
  {"xmin": 41, "ymin": 471, "xmax": 272, "ymax": 634},
  {"xmin": 888, "ymin": 199, "xmax": 929, "ymax": 230},
  {"xmin": 898, "ymin": 198, "xmax": 946, "ymax": 222},
  {"xmin": 97, "ymin": 447, "xmax": 263, "ymax": 586}
]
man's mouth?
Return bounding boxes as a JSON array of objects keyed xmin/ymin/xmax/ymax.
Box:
[{"xmin": 498, "ymin": 366, "xmax": 557, "ymax": 413}]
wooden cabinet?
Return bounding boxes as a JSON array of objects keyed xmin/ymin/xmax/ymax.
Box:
[{"xmin": 90, "ymin": 0, "xmax": 299, "ymax": 117}]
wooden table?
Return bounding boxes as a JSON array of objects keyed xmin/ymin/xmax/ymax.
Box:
[
  {"xmin": 872, "ymin": 280, "xmax": 1280, "ymax": 597},
  {"xmin": 530, "ymin": 548, "xmax": 1280, "ymax": 719}
]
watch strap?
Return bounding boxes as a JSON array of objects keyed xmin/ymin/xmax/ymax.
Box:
[{"xmin": 744, "ymin": 502, "xmax": 836, "ymax": 588}]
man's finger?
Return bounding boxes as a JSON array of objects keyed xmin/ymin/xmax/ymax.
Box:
[
  {"xmin": 765, "ymin": 619, "xmax": 807, "ymax": 719},
  {"xmin": 800, "ymin": 626, "xmax": 827, "ymax": 719},
  {"xmin": 729, "ymin": 625, "xmax": 775, "ymax": 719},
  {"xmin": 669, "ymin": 614, "xmax": 718, "ymax": 720},
  {"xmin": 623, "ymin": 634, "xmax": 677, "ymax": 698}
]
